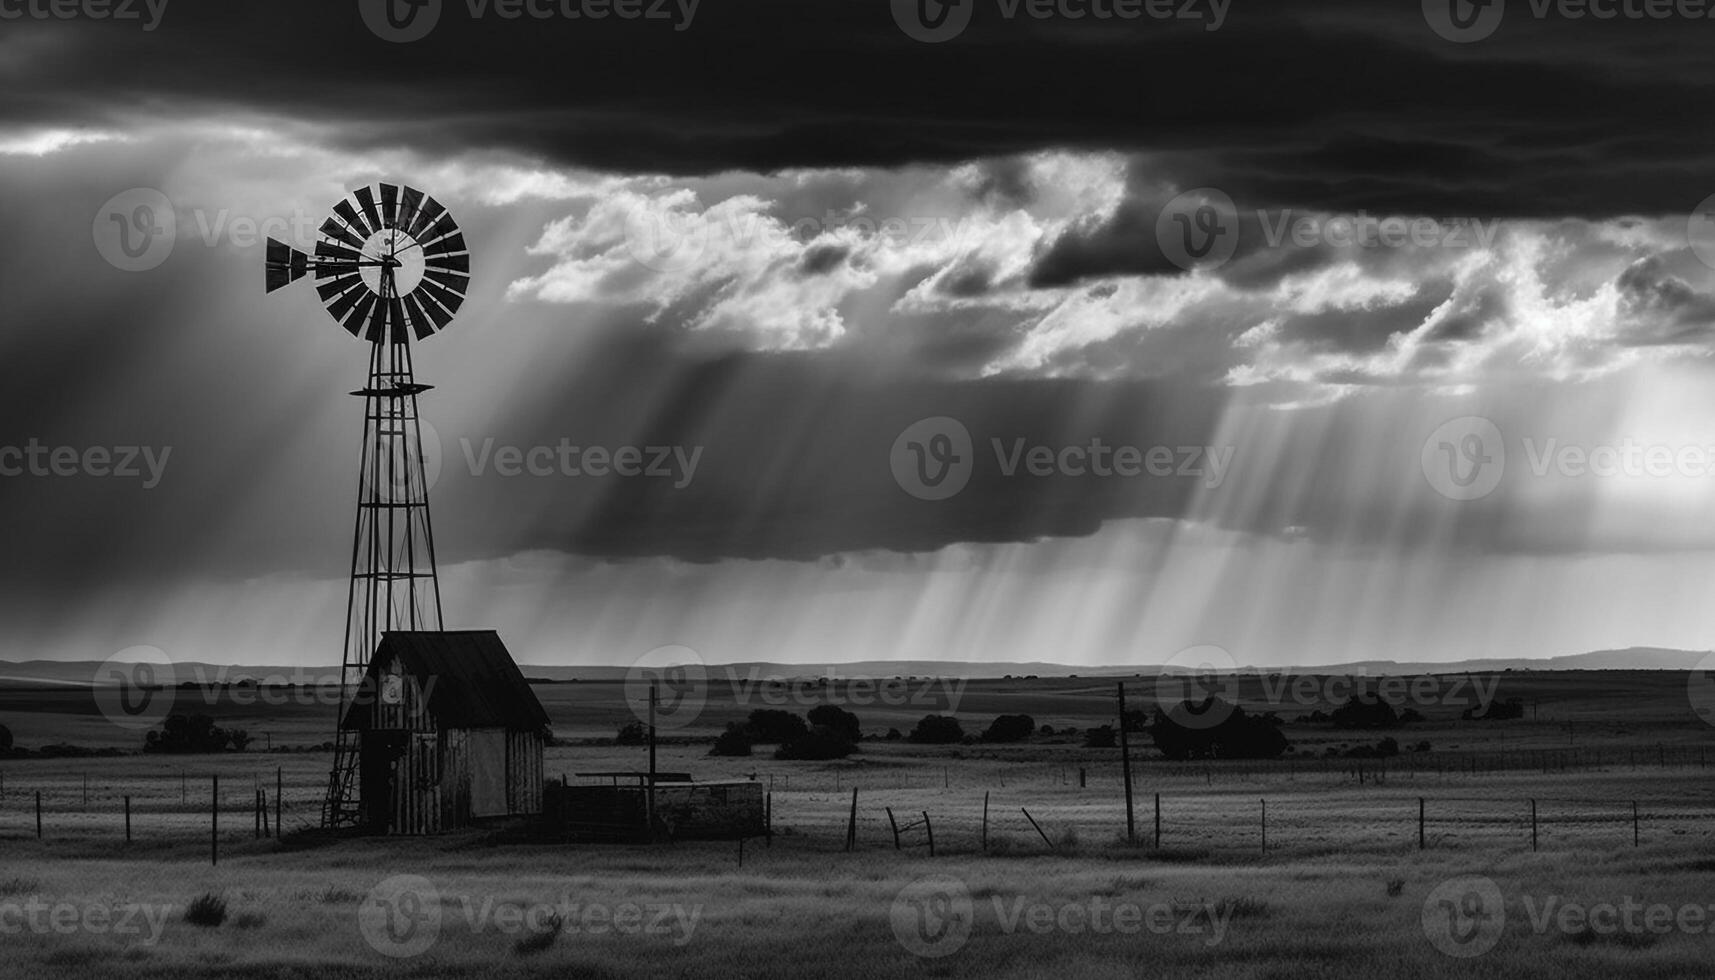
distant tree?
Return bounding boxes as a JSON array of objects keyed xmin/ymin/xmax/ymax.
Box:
[
  {"xmin": 746, "ymin": 709, "xmax": 809, "ymax": 744},
  {"xmin": 710, "ymin": 724, "xmax": 753, "ymax": 757},
  {"xmin": 980, "ymin": 714, "xmax": 1036, "ymax": 743},
  {"xmin": 0, "ymin": 723, "xmax": 11, "ymax": 753},
  {"xmin": 1147, "ymin": 699, "xmax": 1289, "ymax": 761},
  {"xmin": 907, "ymin": 715, "xmax": 964, "ymax": 744},
  {"xmin": 807, "ymin": 705, "xmax": 861, "ymax": 742},
  {"xmin": 614, "ymin": 721, "xmax": 648, "ymax": 745},
  {"xmin": 143, "ymin": 714, "xmax": 249, "ymax": 754},
  {"xmin": 1084, "ymin": 725, "xmax": 1117, "ymax": 749},
  {"xmin": 1462, "ymin": 698, "xmax": 1525, "ymax": 721},
  {"xmin": 1038, "ymin": 724, "xmax": 1056, "ymax": 736},
  {"xmin": 1330, "ymin": 697, "xmax": 1401, "ymax": 730},
  {"xmin": 885, "ymin": 728, "xmax": 903, "ymax": 741},
  {"xmin": 775, "ymin": 726, "xmax": 856, "ymax": 761}
]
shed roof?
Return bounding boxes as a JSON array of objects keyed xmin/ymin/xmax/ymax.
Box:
[{"xmin": 340, "ymin": 630, "xmax": 551, "ymax": 732}]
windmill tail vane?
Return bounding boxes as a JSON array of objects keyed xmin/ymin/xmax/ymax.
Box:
[{"xmin": 264, "ymin": 182, "xmax": 472, "ymax": 829}]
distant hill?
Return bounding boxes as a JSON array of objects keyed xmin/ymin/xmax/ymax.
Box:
[{"xmin": 0, "ymin": 646, "xmax": 1707, "ymax": 688}]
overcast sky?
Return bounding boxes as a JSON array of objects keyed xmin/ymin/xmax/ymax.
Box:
[{"xmin": 6, "ymin": 0, "xmax": 1715, "ymax": 667}]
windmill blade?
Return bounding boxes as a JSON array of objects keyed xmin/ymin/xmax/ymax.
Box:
[
  {"xmin": 423, "ymin": 267, "xmax": 470, "ymax": 295},
  {"xmin": 398, "ymin": 186, "xmax": 426, "ymax": 237},
  {"xmin": 326, "ymin": 282, "xmax": 370, "ymax": 321},
  {"xmin": 424, "ymin": 252, "xmax": 469, "ymax": 274},
  {"xmin": 407, "ymin": 196, "xmax": 447, "ymax": 241},
  {"xmin": 379, "ymin": 183, "xmax": 400, "ymax": 229},
  {"xmin": 265, "ymin": 237, "xmax": 310, "ymax": 293},
  {"xmin": 354, "ymin": 186, "xmax": 383, "ymax": 235},
  {"xmin": 316, "ymin": 273, "xmax": 363, "ymax": 303},
  {"xmin": 419, "ymin": 212, "xmax": 459, "ymax": 246},
  {"xmin": 363, "ymin": 290, "xmax": 391, "ymax": 343},
  {"xmin": 341, "ymin": 291, "xmax": 377, "ymax": 337},
  {"xmin": 388, "ymin": 295, "xmax": 409, "ymax": 344},
  {"xmin": 413, "ymin": 289, "xmax": 457, "ymax": 331},
  {"xmin": 333, "ymin": 200, "xmax": 372, "ymax": 239},
  {"xmin": 418, "ymin": 280, "xmax": 466, "ymax": 318},
  {"xmin": 315, "ymin": 241, "xmax": 363, "ymax": 263},
  {"xmin": 319, "ymin": 217, "xmax": 367, "ymax": 251},
  {"xmin": 422, "ymin": 233, "xmax": 467, "ymax": 259}
]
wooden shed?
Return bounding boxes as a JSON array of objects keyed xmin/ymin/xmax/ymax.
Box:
[{"xmin": 340, "ymin": 630, "xmax": 551, "ymax": 835}]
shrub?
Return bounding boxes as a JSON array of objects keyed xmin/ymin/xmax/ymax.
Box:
[
  {"xmin": 709, "ymin": 724, "xmax": 753, "ymax": 757},
  {"xmin": 907, "ymin": 715, "xmax": 964, "ymax": 744},
  {"xmin": 0, "ymin": 724, "xmax": 11, "ymax": 753},
  {"xmin": 1329, "ymin": 697, "xmax": 1401, "ymax": 730},
  {"xmin": 885, "ymin": 728, "xmax": 903, "ymax": 741},
  {"xmin": 614, "ymin": 721, "xmax": 647, "ymax": 745},
  {"xmin": 184, "ymin": 893, "xmax": 228, "ymax": 927},
  {"xmin": 981, "ymin": 714, "xmax": 1036, "ymax": 743},
  {"xmin": 746, "ymin": 709, "xmax": 809, "ymax": 744},
  {"xmin": 807, "ymin": 705, "xmax": 861, "ymax": 742},
  {"xmin": 774, "ymin": 726, "xmax": 856, "ymax": 760},
  {"xmin": 1386, "ymin": 879, "xmax": 1406, "ymax": 898},
  {"xmin": 514, "ymin": 914, "xmax": 562, "ymax": 955},
  {"xmin": 235, "ymin": 912, "xmax": 267, "ymax": 929}
]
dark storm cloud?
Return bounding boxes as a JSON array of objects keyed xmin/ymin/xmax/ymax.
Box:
[{"xmin": 7, "ymin": 1, "xmax": 1715, "ymax": 219}]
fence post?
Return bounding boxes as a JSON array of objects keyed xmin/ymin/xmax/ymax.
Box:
[
  {"xmin": 276, "ymin": 767, "xmax": 283, "ymax": 836},
  {"xmin": 125, "ymin": 795, "xmax": 132, "ymax": 843},
  {"xmin": 1078, "ymin": 768, "xmax": 1086, "ymax": 789},
  {"xmin": 1260, "ymin": 798, "xmax": 1267, "ymax": 858},
  {"xmin": 765, "ymin": 792, "xmax": 773, "ymax": 847},
  {"xmin": 922, "ymin": 811, "xmax": 935, "ymax": 858},
  {"xmin": 886, "ymin": 807, "xmax": 901, "ymax": 850},
  {"xmin": 1117, "ymin": 682, "xmax": 1135, "ymax": 843},
  {"xmin": 1022, "ymin": 807, "xmax": 1053, "ymax": 851},
  {"xmin": 1530, "ymin": 799, "xmax": 1538, "ymax": 852},
  {"xmin": 1418, "ymin": 798, "xmax": 1426, "ymax": 850},
  {"xmin": 35, "ymin": 791, "xmax": 41, "ymax": 839},
  {"xmin": 211, "ymin": 774, "xmax": 219, "ymax": 866},
  {"xmin": 845, "ymin": 788, "xmax": 858, "ymax": 852},
  {"xmin": 1154, "ymin": 793, "xmax": 1161, "ymax": 849}
]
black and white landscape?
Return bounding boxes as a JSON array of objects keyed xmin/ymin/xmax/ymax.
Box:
[{"xmin": 2, "ymin": 2, "xmax": 1715, "ymax": 978}]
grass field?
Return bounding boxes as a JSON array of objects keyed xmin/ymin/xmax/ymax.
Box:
[{"xmin": 1, "ymin": 669, "xmax": 1713, "ymax": 977}]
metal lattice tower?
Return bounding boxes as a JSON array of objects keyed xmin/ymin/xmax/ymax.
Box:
[{"xmin": 264, "ymin": 183, "xmax": 471, "ymax": 829}]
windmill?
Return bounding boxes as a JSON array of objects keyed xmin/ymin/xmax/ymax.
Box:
[{"xmin": 265, "ymin": 183, "xmax": 470, "ymax": 828}]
